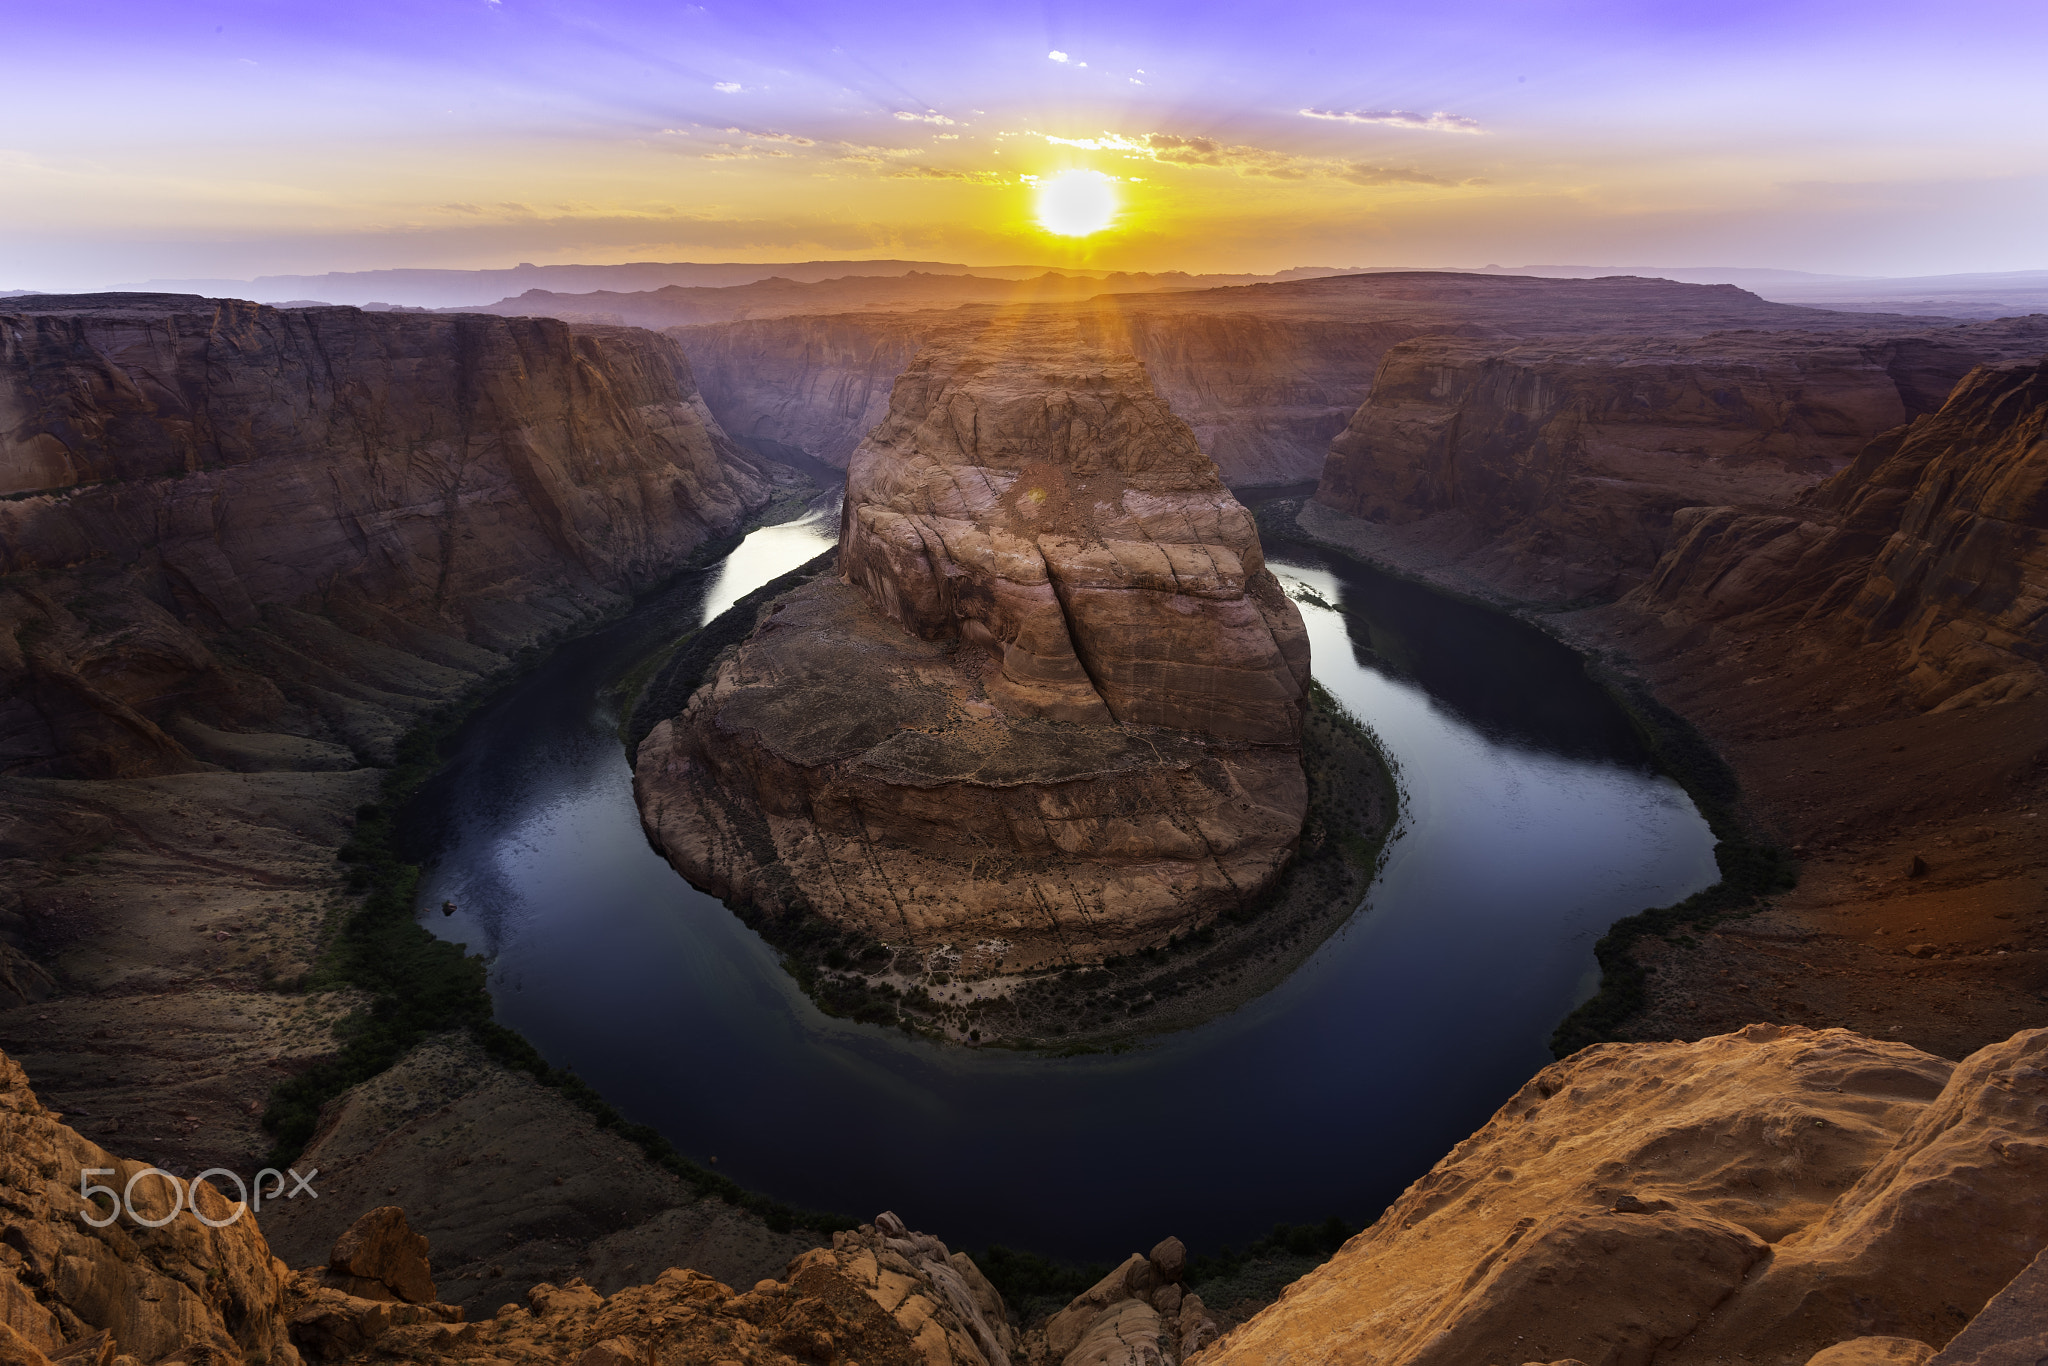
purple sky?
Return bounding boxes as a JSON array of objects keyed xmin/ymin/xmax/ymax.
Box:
[{"xmin": 5, "ymin": 0, "xmax": 2045, "ymax": 285}]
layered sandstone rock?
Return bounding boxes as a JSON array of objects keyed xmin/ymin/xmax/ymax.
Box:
[
  {"xmin": 0, "ymin": 295, "xmax": 770, "ymax": 1216},
  {"xmin": 0, "ymin": 292, "xmax": 771, "ymax": 779},
  {"xmin": 674, "ymin": 313, "xmax": 934, "ymax": 466},
  {"xmin": 1197, "ymin": 1024, "xmax": 2048, "ymax": 1366},
  {"xmin": 1631, "ymin": 356, "xmax": 2048, "ymax": 710},
  {"xmin": 1042, "ymin": 1236, "xmax": 1220, "ymax": 1366},
  {"xmin": 1, "ymin": 1045, "xmax": 1001, "ymax": 1366},
  {"xmin": 636, "ymin": 317, "xmax": 1310, "ymax": 968},
  {"xmin": 1312, "ymin": 318, "xmax": 2048, "ymax": 601},
  {"xmin": 0, "ymin": 1047, "xmax": 302, "ymax": 1365}
]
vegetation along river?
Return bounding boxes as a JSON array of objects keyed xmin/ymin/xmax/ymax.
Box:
[{"xmin": 407, "ymin": 490, "xmax": 1717, "ymax": 1262}]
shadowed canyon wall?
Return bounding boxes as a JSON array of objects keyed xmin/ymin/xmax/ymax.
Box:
[
  {"xmin": 1630, "ymin": 354, "xmax": 2048, "ymax": 712},
  {"xmin": 0, "ymin": 296, "xmax": 777, "ymax": 1265},
  {"xmin": 634, "ymin": 314, "xmax": 1311, "ymax": 970},
  {"xmin": 0, "ymin": 293, "xmax": 771, "ymax": 779},
  {"xmin": 1312, "ymin": 317, "xmax": 2048, "ymax": 601}
]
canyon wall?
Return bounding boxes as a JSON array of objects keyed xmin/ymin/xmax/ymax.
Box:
[
  {"xmin": 675, "ymin": 308, "xmax": 1404, "ymax": 485},
  {"xmin": 1629, "ymin": 354, "xmax": 2048, "ymax": 711},
  {"xmin": 0, "ymin": 294, "xmax": 773, "ymax": 1232},
  {"xmin": 670, "ymin": 313, "xmax": 935, "ymax": 468},
  {"xmin": 0, "ymin": 293, "xmax": 771, "ymax": 779},
  {"xmin": 670, "ymin": 273, "xmax": 1923, "ymax": 492},
  {"xmin": 1311, "ymin": 317, "xmax": 2048, "ymax": 601},
  {"xmin": 635, "ymin": 314, "xmax": 1311, "ymax": 970}
]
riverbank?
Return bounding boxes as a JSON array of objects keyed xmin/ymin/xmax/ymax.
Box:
[{"xmin": 1266, "ymin": 496, "xmax": 2048, "ymax": 1062}]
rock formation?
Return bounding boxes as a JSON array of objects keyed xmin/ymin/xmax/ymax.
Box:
[
  {"xmin": 0, "ymin": 292, "xmax": 771, "ymax": 779},
  {"xmin": 0, "ymin": 1041, "xmax": 1010, "ymax": 1365},
  {"xmin": 1311, "ymin": 318, "xmax": 2048, "ymax": 602},
  {"xmin": 635, "ymin": 316, "xmax": 1311, "ymax": 969},
  {"xmin": 1198, "ymin": 1023, "xmax": 2048, "ymax": 1366},
  {"xmin": 0, "ymin": 1046, "xmax": 303, "ymax": 1364},
  {"xmin": 675, "ymin": 313, "xmax": 936, "ymax": 467},
  {"xmin": 1631, "ymin": 355, "xmax": 2048, "ymax": 711},
  {"xmin": 1043, "ymin": 1236, "xmax": 1221, "ymax": 1365},
  {"xmin": 0, "ymin": 294, "xmax": 775, "ymax": 1243}
]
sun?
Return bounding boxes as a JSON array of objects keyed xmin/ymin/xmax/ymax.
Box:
[{"xmin": 1036, "ymin": 169, "xmax": 1118, "ymax": 237}]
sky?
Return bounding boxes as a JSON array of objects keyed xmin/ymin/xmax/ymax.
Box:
[{"xmin": 5, "ymin": 0, "xmax": 2047, "ymax": 288}]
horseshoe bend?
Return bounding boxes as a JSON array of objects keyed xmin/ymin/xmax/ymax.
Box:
[{"xmin": 631, "ymin": 317, "xmax": 1325, "ymax": 976}]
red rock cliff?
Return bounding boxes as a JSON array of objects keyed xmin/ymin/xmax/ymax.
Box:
[
  {"xmin": 0, "ymin": 294, "xmax": 770, "ymax": 778},
  {"xmin": 1311, "ymin": 319, "xmax": 2048, "ymax": 601}
]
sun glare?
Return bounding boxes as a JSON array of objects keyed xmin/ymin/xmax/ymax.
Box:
[{"xmin": 1036, "ymin": 169, "xmax": 1117, "ymax": 237}]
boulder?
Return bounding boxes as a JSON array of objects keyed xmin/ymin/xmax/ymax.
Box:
[{"xmin": 327, "ymin": 1206, "xmax": 435, "ymax": 1304}]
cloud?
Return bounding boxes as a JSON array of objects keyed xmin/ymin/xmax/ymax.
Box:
[
  {"xmin": 1037, "ymin": 128, "xmax": 1475, "ymax": 189},
  {"xmin": 894, "ymin": 110, "xmax": 956, "ymax": 125},
  {"xmin": 713, "ymin": 81, "xmax": 743, "ymax": 93},
  {"xmin": 723, "ymin": 127, "xmax": 816, "ymax": 146},
  {"xmin": 439, "ymin": 203, "xmax": 484, "ymax": 215},
  {"xmin": 889, "ymin": 166, "xmax": 1008, "ymax": 183},
  {"xmin": 659, "ymin": 128, "xmax": 690, "ymax": 136},
  {"xmin": 1048, "ymin": 50, "xmax": 1069, "ymax": 63},
  {"xmin": 1341, "ymin": 164, "xmax": 1457, "ymax": 187},
  {"xmin": 1300, "ymin": 108, "xmax": 1484, "ymax": 134},
  {"xmin": 1042, "ymin": 131, "xmax": 1301, "ymax": 177}
]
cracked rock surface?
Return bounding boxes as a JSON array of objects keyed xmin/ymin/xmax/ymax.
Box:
[{"xmin": 635, "ymin": 316, "xmax": 1310, "ymax": 969}]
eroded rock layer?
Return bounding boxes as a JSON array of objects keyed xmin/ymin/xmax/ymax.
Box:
[
  {"xmin": 636, "ymin": 317, "xmax": 1310, "ymax": 968},
  {"xmin": 0, "ymin": 293, "xmax": 771, "ymax": 778},
  {"xmin": 1312, "ymin": 317, "xmax": 2048, "ymax": 601},
  {"xmin": 1201, "ymin": 1023, "xmax": 2048, "ymax": 1366},
  {"xmin": 1631, "ymin": 355, "xmax": 2048, "ymax": 711}
]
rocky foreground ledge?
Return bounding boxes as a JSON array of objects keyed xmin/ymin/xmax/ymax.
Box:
[
  {"xmin": 635, "ymin": 315, "xmax": 1316, "ymax": 977},
  {"xmin": 5, "ymin": 1023, "xmax": 2046, "ymax": 1365}
]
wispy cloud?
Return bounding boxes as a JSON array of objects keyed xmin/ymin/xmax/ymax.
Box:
[
  {"xmin": 894, "ymin": 110, "xmax": 956, "ymax": 125},
  {"xmin": 1341, "ymin": 164, "xmax": 1456, "ymax": 186},
  {"xmin": 712, "ymin": 81, "xmax": 743, "ymax": 94},
  {"xmin": 888, "ymin": 165, "xmax": 1008, "ymax": 183},
  {"xmin": 1048, "ymin": 50, "xmax": 1069, "ymax": 63},
  {"xmin": 1300, "ymin": 108, "xmax": 1484, "ymax": 134},
  {"xmin": 723, "ymin": 127, "xmax": 815, "ymax": 146},
  {"xmin": 1039, "ymin": 129, "xmax": 1473, "ymax": 189}
]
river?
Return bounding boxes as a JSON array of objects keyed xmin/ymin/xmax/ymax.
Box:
[{"xmin": 407, "ymin": 493, "xmax": 1716, "ymax": 1261}]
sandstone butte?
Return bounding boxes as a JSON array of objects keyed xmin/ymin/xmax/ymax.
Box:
[
  {"xmin": 6, "ymin": 1024, "xmax": 2046, "ymax": 1366},
  {"xmin": 634, "ymin": 314, "xmax": 1312, "ymax": 970}
]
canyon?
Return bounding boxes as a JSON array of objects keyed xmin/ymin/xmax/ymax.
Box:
[
  {"xmin": 655, "ymin": 272, "xmax": 2002, "ymax": 489},
  {"xmin": 0, "ymin": 293, "xmax": 800, "ymax": 1307},
  {"xmin": 2, "ymin": 273, "xmax": 2045, "ymax": 1365}
]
